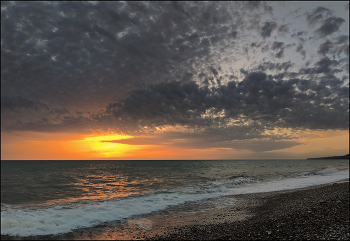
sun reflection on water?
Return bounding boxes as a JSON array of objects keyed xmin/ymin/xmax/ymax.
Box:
[{"xmin": 31, "ymin": 166, "xmax": 159, "ymax": 207}]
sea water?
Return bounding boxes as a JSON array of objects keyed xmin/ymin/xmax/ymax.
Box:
[{"xmin": 1, "ymin": 159, "xmax": 349, "ymax": 237}]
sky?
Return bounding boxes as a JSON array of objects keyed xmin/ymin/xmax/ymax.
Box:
[{"xmin": 1, "ymin": 1, "xmax": 349, "ymax": 160}]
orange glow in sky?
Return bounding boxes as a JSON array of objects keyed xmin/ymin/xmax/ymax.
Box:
[
  {"xmin": 78, "ymin": 134, "xmax": 139, "ymax": 158},
  {"xmin": 1, "ymin": 130, "xmax": 349, "ymax": 160},
  {"xmin": 1, "ymin": 132, "xmax": 145, "ymax": 160}
]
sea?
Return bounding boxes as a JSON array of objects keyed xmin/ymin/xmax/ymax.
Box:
[{"xmin": 1, "ymin": 159, "xmax": 349, "ymax": 238}]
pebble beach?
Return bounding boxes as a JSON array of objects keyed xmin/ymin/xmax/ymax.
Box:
[{"xmin": 147, "ymin": 180, "xmax": 349, "ymax": 240}]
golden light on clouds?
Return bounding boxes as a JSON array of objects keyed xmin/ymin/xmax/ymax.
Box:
[{"xmin": 267, "ymin": 130, "xmax": 349, "ymax": 158}]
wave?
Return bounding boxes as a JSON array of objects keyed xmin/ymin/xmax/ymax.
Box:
[{"xmin": 315, "ymin": 167, "xmax": 340, "ymax": 176}]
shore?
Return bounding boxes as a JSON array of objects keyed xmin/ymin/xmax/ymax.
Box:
[
  {"xmin": 1, "ymin": 180, "xmax": 349, "ymax": 240},
  {"xmin": 148, "ymin": 179, "xmax": 349, "ymax": 240}
]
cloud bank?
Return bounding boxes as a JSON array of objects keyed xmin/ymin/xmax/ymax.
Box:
[{"xmin": 1, "ymin": 2, "xmax": 349, "ymax": 152}]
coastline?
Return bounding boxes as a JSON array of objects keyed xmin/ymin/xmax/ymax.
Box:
[
  {"xmin": 1, "ymin": 179, "xmax": 349, "ymax": 240},
  {"xmin": 306, "ymin": 154, "xmax": 349, "ymax": 160},
  {"xmin": 148, "ymin": 179, "xmax": 350, "ymax": 240}
]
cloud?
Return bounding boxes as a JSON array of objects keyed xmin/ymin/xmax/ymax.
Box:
[
  {"xmin": 295, "ymin": 44, "xmax": 306, "ymax": 59},
  {"xmin": 1, "ymin": 96, "xmax": 49, "ymax": 111},
  {"xmin": 255, "ymin": 61, "xmax": 294, "ymax": 72},
  {"xmin": 54, "ymin": 108, "xmax": 70, "ymax": 115},
  {"xmin": 315, "ymin": 17, "xmax": 345, "ymax": 37},
  {"xmin": 1, "ymin": 1, "xmax": 274, "ymax": 111},
  {"xmin": 98, "ymin": 67, "xmax": 348, "ymax": 133},
  {"xmin": 4, "ymin": 57, "xmax": 347, "ymax": 136},
  {"xmin": 306, "ymin": 6, "xmax": 332, "ymax": 26},
  {"xmin": 275, "ymin": 50, "xmax": 284, "ymax": 59},
  {"xmin": 317, "ymin": 37, "xmax": 349, "ymax": 58},
  {"xmin": 271, "ymin": 42, "xmax": 285, "ymax": 59},
  {"xmin": 260, "ymin": 22, "xmax": 277, "ymax": 38},
  {"xmin": 271, "ymin": 41, "xmax": 284, "ymax": 51},
  {"xmin": 277, "ymin": 25, "xmax": 289, "ymax": 35},
  {"xmin": 103, "ymin": 132, "xmax": 301, "ymax": 152},
  {"xmin": 336, "ymin": 35, "xmax": 349, "ymax": 44},
  {"xmin": 3, "ymin": 116, "xmax": 92, "ymax": 133},
  {"xmin": 299, "ymin": 57, "xmax": 344, "ymax": 75},
  {"xmin": 318, "ymin": 40, "xmax": 334, "ymax": 55}
]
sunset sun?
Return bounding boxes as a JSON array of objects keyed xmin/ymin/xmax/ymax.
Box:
[{"xmin": 83, "ymin": 134, "xmax": 135, "ymax": 158}]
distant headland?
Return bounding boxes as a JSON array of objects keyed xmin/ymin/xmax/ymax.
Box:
[{"xmin": 307, "ymin": 154, "xmax": 349, "ymax": 160}]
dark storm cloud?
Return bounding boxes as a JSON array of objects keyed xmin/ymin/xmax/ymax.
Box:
[
  {"xmin": 318, "ymin": 40, "xmax": 333, "ymax": 56},
  {"xmin": 271, "ymin": 41, "xmax": 284, "ymax": 51},
  {"xmin": 93, "ymin": 64, "xmax": 348, "ymax": 150},
  {"xmin": 256, "ymin": 61, "xmax": 294, "ymax": 72},
  {"xmin": 299, "ymin": 57, "xmax": 343, "ymax": 75},
  {"xmin": 274, "ymin": 50, "xmax": 284, "ymax": 59},
  {"xmin": 271, "ymin": 41, "xmax": 285, "ymax": 59},
  {"xmin": 1, "ymin": 96, "xmax": 48, "ymax": 111},
  {"xmin": 315, "ymin": 17, "xmax": 346, "ymax": 37},
  {"xmin": 306, "ymin": 6, "xmax": 332, "ymax": 26},
  {"xmin": 317, "ymin": 37, "xmax": 349, "ymax": 58},
  {"xmin": 1, "ymin": 1, "xmax": 272, "ymax": 109},
  {"xmin": 277, "ymin": 25, "xmax": 289, "ymax": 35},
  {"xmin": 98, "ymin": 68, "xmax": 348, "ymax": 133},
  {"xmin": 291, "ymin": 31, "xmax": 307, "ymax": 38},
  {"xmin": 295, "ymin": 44, "xmax": 306, "ymax": 59},
  {"xmin": 336, "ymin": 35, "xmax": 349, "ymax": 44},
  {"xmin": 54, "ymin": 108, "xmax": 70, "ymax": 115},
  {"xmin": 260, "ymin": 22, "xmax": 277, "ymax": 38},
  {"xmin": 4, "ymin": 116, "xmax": 91, "ymax": 133},
  {"xmin": 231, "ymin": 31, "xmax": 238, "ymax": 39},
  {"xmin": 8, "ymin": 62, "xmax": 348, "ymax": 138}
]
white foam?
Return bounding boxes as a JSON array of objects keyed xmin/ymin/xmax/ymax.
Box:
[
  {"xmin": 315, "ymin": 167, "xmax": 340, "ymax": 176},
  {"xmin": 225, "ymin": 168, "xmax": 349, "ymax": 195},
  {"xmin": 1, "ymin": 168, "xmax": 349, "ymax": 237},
  {"xmin": 1, "ymin": 189, "xmax": 224, "ymax": 236}
]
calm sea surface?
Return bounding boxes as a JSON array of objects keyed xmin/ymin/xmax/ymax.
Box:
[{"xmin": 1, "ymin": 159, "xmax": 349, "ymax": 237}]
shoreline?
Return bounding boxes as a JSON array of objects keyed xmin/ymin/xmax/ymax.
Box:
[
  {"xmin": 1, "ymin": 179, "xmax": 349, "ymax": 240},
  {"xmin": 149, "ymin": 179, "xmax": 350, "ymax": 240}
]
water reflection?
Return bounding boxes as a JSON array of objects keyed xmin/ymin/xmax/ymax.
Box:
[
  {"xmin": 1, "ymin": 161, "xmax": 167, "ymax": 206},
  {"xmin": 38, "ymin": 173, "xmax": 154, "ymax": 206}
]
